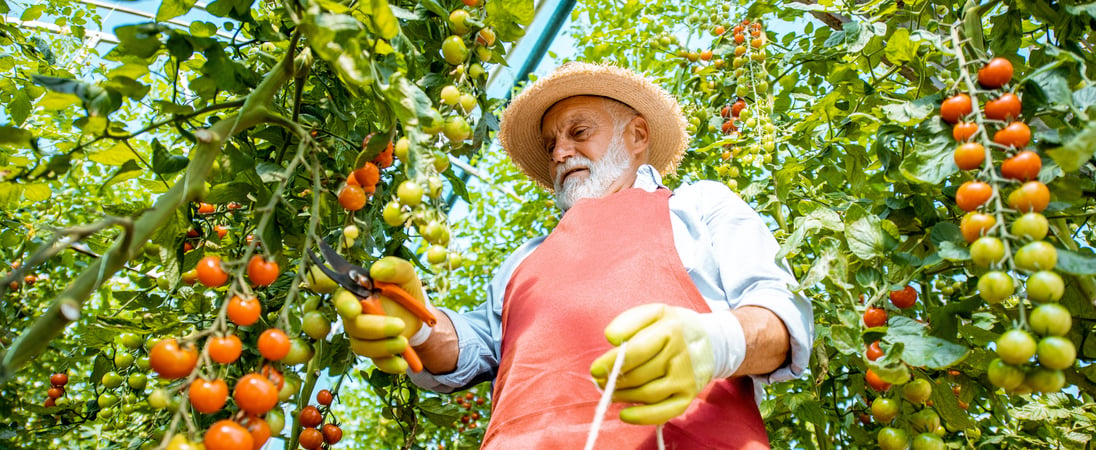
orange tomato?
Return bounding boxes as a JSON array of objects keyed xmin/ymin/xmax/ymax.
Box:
[
  {"xmin": 247, "ymin": 255, "xmax": 280, "ymax": 287},
  {"xmin": 993, "ymin": 122, "xmax": 1031, "ymax": 148},
  {"xmin": 952, "ymin": 122, "xmax": 978, "ymax": 142},
  {"xmin": 940, "ymin": 94, "xmax": 972, "ymax": 123},
  {"xmin": 196, "ymin": 255, "xmax": 229, "ymax": 287},
  {"xmin": 208, "ymin": 334, "xmax": 243, "ymax": 364},
  {"xmin": 233, "ymin": 373, "xmax": 279, "ymax": 415},
  {"xmin": 227, "ymin": 295, "xmax": 262, "ymax": 327},
  {"xmin": 953, "ymin": 142, "xmax": 985, "ymax": 170},
  {"xmin": 203, "ymin": 420, "xmax": 253, "ymax": 450},
  {"xmin": 960, "ymin": 212, "xmax": 997, "ymax": 243},
  {"xmin": 149, "ymin": 338, "xmax": 198, "ymax": 379},
  {"xmin": 1007, "ymin": 181, "xmax": 1050, "ymax": 213},
  {"xmin": 1000, "ymin": 150, "xmax": 1042, "ymax": 182},
  {"xmin": 189, "ymin": 378, "xmax": 229, "ymax": 414},
  {"xmin": 955, "ymin": 181, "xmax": 993, "ymax": 212},
  {"xmin": 257, "ymin": 328, "xmax": 290, "ymax": 361}
]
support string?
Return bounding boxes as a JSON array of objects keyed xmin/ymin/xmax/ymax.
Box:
[{"xmin": 584, "ymin": 342, "xmax": 665, "ymax": 450}]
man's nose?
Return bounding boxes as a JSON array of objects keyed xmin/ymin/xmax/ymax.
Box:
[{"xmin": 550, "ymin": 139, "xmax": 575, "ymax": 163}]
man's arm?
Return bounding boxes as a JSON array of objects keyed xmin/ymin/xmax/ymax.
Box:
[{"xmin": 732, "ymin": 305, "xmax": 790, "ymax": 377}]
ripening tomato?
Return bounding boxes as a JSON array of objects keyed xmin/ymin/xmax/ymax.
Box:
[
  {"xmin": 863, "ymin": 307, "xmax": 887, "ymax": 328},
  {"xmin": 203, "ymin": 420, "xmax": 254, "ymax": 450},
  {"xmin": 959, "ymin": 212, "xmax": 996, "ymax": 243},
  {"xmin": 871, "ymin": 397, "xmax": 899, "ymax": 423},
  {"xmin": 865, "ymin": 369, "xmax": 891, "ymax": 392},
  {"xmin": 984, "ymin": 92, "xmax": 1022, "ymax": 120},
  {"xmin": 1027, "ymin": 270, "xmax": 1065, "ymax": 303},
  {"xmin": 955, "ymin": 180, "xmax": 992, "ymax": 212},
  {"xmin": 258, "ymin": 328, "xmax": 291, "ymax": 361},
  {"xmin": 1010, "ymin": 212, "xmax": 1049, "ymax": 241},
  {"xmin": 1006, "ymin": 181, "xmax": 1050, "ymax": 213},
  {"xmin": 953, "ymin": 142, "xmax": 985, "ymax": 170},
  {"xmin": 902, "ymin": 378, "xmax": 932, "ymax": 405},
  {"xmin": 1015, "ymin": 241, "xmax": 1058, "ymax": 272},
  {"xmin": 1000, "ymin": 150, "xmax": 1041, "ymax": 181},
  {"xmin": 209, "ymin": 334, "xmax": 243, "ymax": 364},
  {"xmin": 952, "ymin": 122, "xmax": 978, "ymax": 141},
  {"xmin": 247, "ymin": 255, "xmax": 280, "ymax": 286},
  {"xmin": 339, "ymin": 185, "xmax": 367, "ymax": 211},
  {"xmin": 149, "ymin": 338, "xmax": 198, "ymax": 379},
  {"xmin": 940, "ymin": 93, "xmax": 972, "ymax": 123},
  {"xmin": 196, "ymin": 255, "xmax": 229, "ymax": 287},
  {"xmin": 994, "ymin": 122, "xmax": 1031, "ymax": 148},
  {"xmin": 234, "ymin": 373, "xmax": 279, "ymax": 415},
  {"xmin": 731, "ymin": 100, "xmax": 747, "ymax": 117},
  {"xmin": 888, "ymin": 285, "xmax": 917, "ymax": 308},
  {"xmin": 970, "ymin": 236, "xmax": 1006, "ymax": 268},
  {"xmin": 866, "ymin": 340, "xmax": 884, "ymax": 361},
  {"xmin": 227, "ymin": 295, "xmax": 262, "ymax": 327},
  {"xmin": 978, "ymin": 57, "xmax": 1014, "ymax": 88},
  {"xmin": 189, "ymin": 377, "xmax": 229, "ymax": 414}
]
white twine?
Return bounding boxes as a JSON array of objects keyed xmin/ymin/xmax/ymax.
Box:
[{"xmin": 584, "ymin": 341, "xmax": 666, "ymax": 450}]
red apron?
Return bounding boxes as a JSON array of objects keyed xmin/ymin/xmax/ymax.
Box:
[{"xmin": 481, "ymin": 188, "xmax": 769, "ymax": 449}]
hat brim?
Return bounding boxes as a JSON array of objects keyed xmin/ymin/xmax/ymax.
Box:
[{"xmin": 498, "ymin": 62, "xmax": 689, "ymax": 190}]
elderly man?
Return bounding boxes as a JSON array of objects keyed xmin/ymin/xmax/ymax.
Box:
[{"xmin": 348, "ymin": 63, "xmax": 813, "ymax": 448}]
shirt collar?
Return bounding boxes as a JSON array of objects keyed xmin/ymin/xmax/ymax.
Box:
[{"xmin": 631, "ymin": 164, "xmax": 665, "ymax": 192}]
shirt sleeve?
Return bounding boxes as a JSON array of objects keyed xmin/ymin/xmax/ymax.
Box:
[
  {"xmin": 683, "ymin": 180, "xmax": 813, "ymax": 385},
  {"xmin": 406, "ymin": 237, "xmax": 545, "ymax": 393}
]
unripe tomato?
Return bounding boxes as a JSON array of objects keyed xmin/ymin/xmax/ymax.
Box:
[
  {"xmin": 1000, "ymin": 150, "xmax": 1042, "ymax": 181},
  {"xmin": 397, "ymin": 180, "xmax": 424, "ymax": 207},
  {"xmin": 265, "ymin": 408, "xmax": 286, "ymax": 435},
  {"xmin": 1014, "ymin": 240, "xmax": 1057, "ymax": 272},
  {"xmin": 1030, "ymin": 303, "xmax": 1071, "ymax": 337},
  {"xmin": 911, "ymin": 432, "xmax": 944, "ymax": 450},
  {"xmin": 448, "ymin": 9, "xmax": 471, "ymax": 34},
  {"xmin": 970, "ymin": 236, "xmax": 1005, "ymax": 268},
  {"xmin": 1037, "ymin": 336, "xmax": 1076, "ymax": 370},
  {"xmin": 994, "ymin": 122, "xmax": 1031, "ymax": 148},
  {"xmin": 1011, "ymin": 212, "xmax": 1048, "ymax": 241},
  {"xmin": 383, "ymin": 201, "xmax": 406, "ymax": 227},
  {"xmin": 871, "ymin": 397, "xmax": 899, "ymax": 422},
  {"xmin": 977, "ymin": 271, "xmax": 1014, "ymax": 304},
  {"xmin": 902, "ymin": 378, "xmax": 933, "ymax": 404},
  {"xmin": 443, "ymin": 115, "xmax": 471, "ymax": 141},
  {"xmin": 877, "ymin": 427, "xmax": 909, "ymax": 450},
  {"xmin": 127, "ymin": 373, "xmax": 148, "ymax": 391},
  {"xmin": 996, "ymin": 329, "xmax": 1037, "ymax": 365},
  {"xmin": 863, "ymin": 307, "xmax": 887, "ymax": 328},
  {"xmin": 910, "ymin": 409, "xmax": 941, "ymax": 433},
  {"xmin": 282, "ymin": 338, "xmax": 314, "ymax": 365},
  {"xmin": 114, "ymin": 351, "xmax": 135, "ymax": 369},
  {"xmin": 1025, "ymin": 367, "xmax": 1065, "ymax": 393},
  {"xmin": 952, "ymin": 121, "xmax": 978, "ymax": 141},
  {"xmin": 426, "ymin": 245, "xmax": 449, "ymax": 265},
  {"xmin": 984, "ymin": 92, "xmax": 1022, "ymax": 120},
  {"xmin": 189, "ymin": 377, "xmax": 229, "ymax": 414},
  {"xmin": 441, "ymin": 36, "xmax": 468, "ymax": 65},
  {"xmin": 955, "ymin": 180, "xmax": 992, "ymax": 212},
  {"xmin": 196, "ymin": 255, "xmax": 229, "ymax": 287},
  {"xmin": 940, "ymin": 93, "xmax": 972, "ymax": 123},
  {"xmin": 119, "ymin": 332, "xmax": 143, "ymax": 349},
  {"xmin": 302, "ymin": 311, "xmax": 332, "ymax": 340},
  {"xmin": 149, "ymin": 388, "xmax": 175, "ymax": 409},
  {"xmin": 888, "ymin": 285, "xmax": 917, "ymax": 308},
  {"xmin": 101, "ymin": 371, "xmax": 124, "ymax": 388},
  {"xmin": 953, "ymin": 142, "xmax": 985, "ymax": 170},
  {"xmin": 1026, "ymin": 270, "xmax": 1065, "ymax": 303},
  {"xmin": 978, "ymin": 57, "xmax": 1014, "ymax": 88},
  {"xmin": 987, "ymin": 358, "xmax": 1025, "ymax": 390}
]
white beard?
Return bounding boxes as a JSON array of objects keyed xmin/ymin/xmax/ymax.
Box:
[{"xmin": 552, "ymin": 133, "xmax": 632, "ymax": 211}]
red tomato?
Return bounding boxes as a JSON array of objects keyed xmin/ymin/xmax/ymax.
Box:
[
  {"xmin": 984, "ymin": 92, "xmax": 1022, "ymax": 120},
  {"xmin": 888, "ymin": 285, "xmax": 917, "ymax": 308},
  {"xmin": 866, "ymin": 340, "xmax": 885, "ymax": 361},
  {"xmin": 940, "ymin": 94, "xmax": 972, "ymax": 123},
  {"xmin": 993, "ymin": 122, "xmax": 1031, "ymax": 148},
  {"xmin": 977, "ymin": 57, "xmax": 1014, "ymax": 88},
  {"xmin": 865, "ymin": 369, "xmax": 891, "ymax": 392},
  {"xmin": 1000, "ymin": 150, "xmax": 1042, "ymax": 181},
  {"xmin": 863, "ymin": 307, "xmax": 888, "ymax": 328}
]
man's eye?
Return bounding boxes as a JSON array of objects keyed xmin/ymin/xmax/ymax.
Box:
[{"xmin": 572, "ymin": 128, "xmax": 587, "ymax": 137}]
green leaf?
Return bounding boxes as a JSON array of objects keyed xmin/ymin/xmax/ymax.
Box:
[
  {"xmin": 9, "ymin": 90, "xmax": 30, "ymax": 125},
  {"xmin": 1028, "ymin": 67, "xmax": 1073, "ymax": 107},
  {"xmin": 21, "ymin": 4, "xmax": 45, "ymax": 21},
  {"xmin": 486, "ymin": 0, "xmax": 535, "ymax": 41},
  {"xmin": 1057, "ymin": 248, "xmax": 1096, "ymax": 275},
  {"xmin": 1047, "ymin": 123, "xmax": 1096, "ymax": 172},
  {"xmin": 883, "ymin": 28, "xmax": 919, "ymax": 64},
  {"xmin": 900, "ymin": 121, "xmax": 956, "ymax": 184},
  {"xmin": 880, "ymin": 96, "xmax": 935, "ymax": 127},
  {"xmin": 156, "ymin": 0, "xmax": 198, "ymax": 21},
  {"xmin": 151, "ymin": 139, "xmax": 189, "ymax": 175},
  {"xmin": 929, "ymin": 377, "xmax": 976, "ymax": 429},
  {"xmin": 846, "ymin": 215, "xmax": 885, "ymax": 260},
  {"xmin": 88, "ymin": 142, "xmax": 140, "ymax": 166},
  {"xmin": 111, "ymin": 24, "xmax": 165, "ymax": 60},
  {"xmin": 380, "ymin": 73, "xmax": 434, "ymax": 128},
  {"xmin": 35, "ymin": 91, "xmax": 80, "ymax": 110},
  {"xmin": 361, "ymin": 0, "xmax": 400, "ymax": 40},
  {"xmin": 884, "ymin": 316, "xmax": 970, "ymax": 369},
  {"xmin": 206, "ymin": 182, "xmax": 254, "ymax": 204},
  {"xmin": 936, "ymin": 241, "xmax": 970, "ymax": 261},
  {"xmin": 22, "ymin": 183, "xmax": 50, "ymax": 202},
  {"xmin": 104, "ymin": 75, "xmax": 150, "ymax": 100},
  {"xmin": 0, "ymin": 126, "xmax": 33, "ymax": 147},
  {"xmin": 101, "ymin": 160, "xmax": 144, "ymax": 190}
]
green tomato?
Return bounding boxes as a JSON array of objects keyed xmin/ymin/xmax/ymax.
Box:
[
  {"xmin": 877, "ymin": 427, "xmax": 910, "ymax": 450},
  {"xmin": 977, "ymin": 271, "xmax": 1014, "ymax": 304},
  {"xmin": 468, "ymin": 63, "xmax": 486, "ymax": 79},
  {"xmin": 871, "ymin": 397, "xmax": 899, "ymax": 423},
  {"xmin": 426, "ymin": 245, "xmax": 448, "ymax": 265},
  {"xmin": 440, "ymin": 85, "xmax": 461, "ymax": 105},
  {"xmin": 278, "ymin": 377, "xmax": 299, "ymax": 402},
  {"xmin": 901, "ymin": 378, "xmax": 932, "ymax": 405},
  {"xmin": 113, "ymin": 352, "xmax": 135, "ymax": 370},
  {"xmin": 441, "ymin": 36, "xmax": 468, "ymax": 65},
  {"xmin": 302, "ymin": 311, "xmax": 332, "ymax": 341},
  {"xmin": 1011, "ymin": 212, "xmax": 1049, "ymax": 241},
  {"xmin": 344, "ymin": 224, "xmax": 360, "ymax": 240},
  {"xmin": 911, "ymin": 433, "xmax": 944, "ymax": 450},
  {"xmin": 383, "ymin": 201, "xmax": 406, "ymax": 227},
  {"xmin": 422, "ymin": 108, "xmax": 445, "ymax": 135},
  {"xmin": 394, "ymin": 137, "xmax": 410, "ymax": 162},
  {"xmin": 1037, "ymin": 336, "xmax": 1076, "ymax": 370},
  {"xmin": 127, "ymin": 373, "xmax": 148, "ymax": 391},
  {"xmin": 1026, "ymin": 270, "xmax": 1064, "ymax": 303},
  {"xmin": 97, "ymin": 392, "xmax": 119, "ymax": 408},
  {"xmin": 448, "ymin": 10, "xmax": 471, "ymax": 35},
  {"xmin": 996, "ymin": 329, "xmax": 1037, "ymax": 365},
  {"xmin": 459, "ymin": 93, "xmax": 477, "ymax": 114},
  {"xmin": 282, "ymin": 338, "xmax": 314, "ymax": 366},
  {"xmin": 148, "ymin": 388, "xmax": 173, "ymax": 409},
  {"xmin": 910, "ymin": 409, "xmax": 941, "ymax": 434},
  {"xmin": 443, "ymin": 115, "xmax": 471, "ymax": 141},
  {"xmin": 101, "ymin": 371, "xmax": 124, "ymax": 389},
  {"xmin": 1029, "ymin": 303, "xmax": 1071, "ymax": 337},
  {"xmin": 306, "ymin": 265, "xmax": 338, "ymax": 294},
  {"xmin": 970, "ymin": 236, "xmax": 1005, "ymax": 268},
  {"xmin": 986, "ymin": 358, "xmax": 1025, "ymax": 390},
  {"xmin": 423, "ymin": 222, "xmax": 451, "ymax": 246},
  {"xmin": 266, "ymin": 408, "xmax": 286, "ymax": 435},
  {"xmin": 1014, "ymin": 241, "xmax": 1058, "ymax": 272},
  {"xmin": 119, "ymin": 332, "xmax": 143, "ymax": 349},
  {"xmin": 1024, "ymin": 367, "xmax": 1065, "ymax": 393},
  {"xmin": 136, "ymin": 356, "xmax": 151, "ymax": 371},
  {"xmin": 397, "ymin": 180, "xmax": 424, "ymax": 207}
]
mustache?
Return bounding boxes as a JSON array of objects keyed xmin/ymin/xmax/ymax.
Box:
[{"xmin": 553, "ymin": 156, "xmax": 592, "ymax": 186}]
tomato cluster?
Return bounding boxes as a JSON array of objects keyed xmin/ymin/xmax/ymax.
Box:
[
  {"xmin": 943, "ymin": 56, "xmax": 1074, "ymax": 394},
  {"xmin": 296, "ymin": 390, "xmax": 344, "ymax": 449},
  {"xmin": 42, "ymin": 371, "xmax": 68, "ymax": 408},
  {"xmin": 451, "ymin": 391, "xmax": 488, "ymax": 434}
]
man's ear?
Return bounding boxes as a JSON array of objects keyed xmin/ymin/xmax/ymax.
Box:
[{"xmin": 625, "ymin": 115, "xmax": 650, "ymax": 157}]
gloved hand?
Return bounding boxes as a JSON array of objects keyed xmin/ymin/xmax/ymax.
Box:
[
  {"xmin": 342, "ymin": 256, "xmax": 433, "ymax": 373},
  {"xmin": 589, "ymin": 304, "xmax": 745, "ymax": 425}
]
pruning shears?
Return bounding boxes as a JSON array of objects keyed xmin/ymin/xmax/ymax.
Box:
[{"xmin": 308, "ymin": 241, "xmax": 436, "ymax": 372}]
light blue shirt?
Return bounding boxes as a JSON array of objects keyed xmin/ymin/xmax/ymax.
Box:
[{"xmin": 409, "ymin": 165, "xmax": 814, "ymax": 394}]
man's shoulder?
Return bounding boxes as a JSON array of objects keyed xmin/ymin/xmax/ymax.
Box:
[{"xmin": 672, "ymin": 179, "xmax": 742, "ymax": 205}]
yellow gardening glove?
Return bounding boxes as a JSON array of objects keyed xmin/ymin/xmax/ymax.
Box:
[
  {"xmin": 342, "ymin": 257, "xmax": 432, "ymax": 374},
  {"xmin": 590, "ymin": 304, "xmax": 715, "ymax": 425}
]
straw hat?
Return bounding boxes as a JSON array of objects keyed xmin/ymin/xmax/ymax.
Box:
[{"xmin": 498, "ymin": 62, "xmax": 689, "ymax": 190}]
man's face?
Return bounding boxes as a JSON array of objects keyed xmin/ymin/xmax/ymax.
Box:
[{"xmin": 541, "ymin": 96, "xmax": 635, "ymax": 211}]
